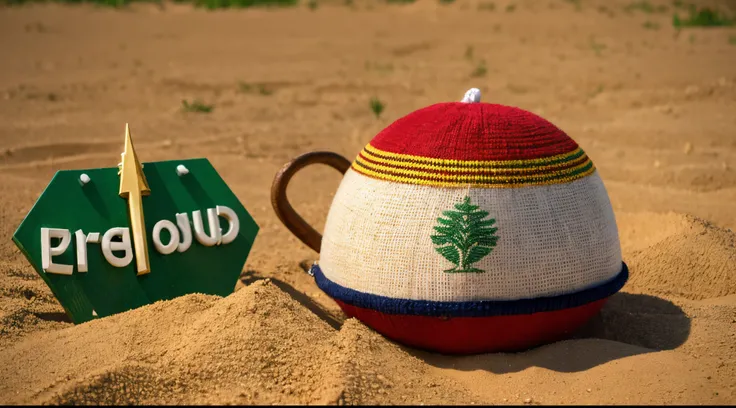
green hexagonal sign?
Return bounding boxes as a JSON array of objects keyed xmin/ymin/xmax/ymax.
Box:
[{"xmin": 11, "ymin": 125, "xmax": 259, "ymax": 324}]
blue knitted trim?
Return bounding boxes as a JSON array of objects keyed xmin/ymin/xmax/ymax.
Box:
[{"xmin": 312, "ymin": 262, "xmax": 628, "ymax": 318}]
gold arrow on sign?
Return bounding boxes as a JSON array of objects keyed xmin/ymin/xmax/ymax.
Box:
[{"xmin": 118, "ymin": 123, "xmax": 151, "ymax": 276}]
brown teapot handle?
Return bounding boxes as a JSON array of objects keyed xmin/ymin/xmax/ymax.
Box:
[{"xmin": 271, "ymin": 151, "xmax": 352, "ymax": 253}]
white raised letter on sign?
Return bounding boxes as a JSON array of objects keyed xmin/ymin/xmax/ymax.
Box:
[
  {"xmin": 40, "ymin": 228, "xmax": 73, "ymax": 275},
  {"xmin": 216, "ymin": 205, "xmax": 240, "ymax": 245},
  {"xmin": 176, "ymin": 212, "xmax": 192, "ymax": 253},
  {"xmin": 101, "ymin": 227, "xmax": 134, "ymax": 268},
  {"xmin": 75, "ymin": 230, "xmax": 89, "ymax": 273},
  {"xmin": 153, "ymin": 219, "xmax": 180, "ymax": 255},
  {"xmin": 192, "ymin": 208, "xmax": 221, "ymax": 247}
]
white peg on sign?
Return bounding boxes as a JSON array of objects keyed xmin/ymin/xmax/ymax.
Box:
[
  {"xmin": 176, "ymin": 164, "xmax": 189, "ymax": 177},
  {"xmin": 79, "ymin": 173, "xmax": 91, "ymax": 186}
]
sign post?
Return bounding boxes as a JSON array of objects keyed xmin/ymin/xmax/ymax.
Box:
[{"xmin": 12, "ymin": 124, "xmax": 259, "ymax": 324}]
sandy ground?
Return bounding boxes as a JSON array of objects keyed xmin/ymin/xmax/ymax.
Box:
[{"xmin": 0, "ymin": 0, "xmax": 735, "ymax": 404}]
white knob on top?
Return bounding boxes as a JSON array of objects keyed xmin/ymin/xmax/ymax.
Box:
[{"xmin": 461, "ymin": 88, "xmax": 481, "ymax": 103}]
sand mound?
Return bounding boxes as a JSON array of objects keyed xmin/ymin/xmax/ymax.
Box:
[
  {"xmin": 2, "ymin": 275, "xmax": 734, "ymax": 405},
  {"xmin": 0, "ymin": 282, "xmax": 341, "ymax": 405},
  {"xmin": 0, "ymin": 262, "xmax": 70, "ymax": 350},
  {"xmin": 616, "ymin": 212, "xmax": 700, "ymax": 253},
  {"xmin": 623, "ymin": 214, "xmax": 736, "ymax": 300},
  {"xmin": 330, "ymin": 319, "xmax": 480, "ymax": 405},
  {"xmin": 0, "ymin": 280, "xmax": 478, "ymax": 405}
]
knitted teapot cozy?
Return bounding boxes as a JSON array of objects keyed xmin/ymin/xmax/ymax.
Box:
[{"xmin": 310, "ymin": 89, "xmax": 628, "ymax": 354}]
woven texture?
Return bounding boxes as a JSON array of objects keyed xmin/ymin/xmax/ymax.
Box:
[
  {"xmin": 319, "ymin": 169, "xmax": 622, "ymax": 302},
  {"xmin": 353, "ymin": 144, "xmax": 595, "ymax": 188},
  {"xmin": 312, "ymin": 263, "xmax": 627, "ymax": 316},
  {"xmin": 333, "ymin": 298, "xmax": 609, "ymax": 354},
  {"xmin": 318, "ymin": 100, "xmax": 624, "ymax": 307},
  {"xmin": 370, "ymin": 102, "xmax": 577, "ymax": 161}
]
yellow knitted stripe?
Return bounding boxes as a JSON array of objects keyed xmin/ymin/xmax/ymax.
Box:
[
  {"xmin": 363, "ymin": 143, "xmax": 585, "ymax": 167},
  {"xmin": 359, "ymin": 148, "xmax": 590, "ymax": 173},
  {"xmin": 351, "ymin": 159, "xmax": 596, "ymax": 188}
]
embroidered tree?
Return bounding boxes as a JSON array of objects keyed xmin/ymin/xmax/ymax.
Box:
[{"xmin": 431, "ymin": 196, "xmax": 498, "ymax": 273}]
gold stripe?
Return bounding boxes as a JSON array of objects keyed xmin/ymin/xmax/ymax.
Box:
[
  {"xmin": 352, "ymin": 162, "xmax": 597, "ymax": 188},
  {"xmin": 360, "ymin": 148, "xmax": 589, "ymax": 174},
  {"xmin": 354, "ymin": 157, "xmax": 594, "ymax": 183},
  {"xmin": 364, "ymin": 143, "xmax": 584, "ymax": 167}
]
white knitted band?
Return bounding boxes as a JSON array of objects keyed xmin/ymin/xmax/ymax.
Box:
[{"xmin": 319, "ymin": 169, "xmax": 622, "ymax": 302}]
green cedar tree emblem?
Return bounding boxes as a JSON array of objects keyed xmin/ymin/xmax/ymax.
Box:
[{"xmin": 431, "ymin": 196, "xmax": 498, "ymax": 273}]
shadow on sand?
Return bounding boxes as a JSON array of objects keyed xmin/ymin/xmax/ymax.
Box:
[
  {"xmin": 34, "ymin": 311, "xmax": 72, "ymax": 323},
  {"xmin": 239, "ymin": 268, "xmax": 691, "ymax": 374}
]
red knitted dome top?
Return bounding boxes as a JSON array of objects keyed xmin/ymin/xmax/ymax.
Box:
[
  {"xmin": 351, "ymin": 101, "xmax": 594, "ymax": 188},
  {"xmin": 369, "ymin": 102, "xmax": 578, "ymax": 161}
]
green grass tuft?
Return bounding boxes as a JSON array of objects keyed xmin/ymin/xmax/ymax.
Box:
[
  {"xmin": 564, "ymin": 0, "xmax": 581, "ymax": 12},
  {"xmin": 181, "ymin": 99, "xmax": 214, "ymax": 113},
  {"xmin": 307, "ymin": 0, "xmax": 317, "ymax": 10},
  {"xmin": 589, "ymin": 37, "xmax": 607, "ymax": 56},
  {"xmin": 238, "ymin": 81, "xmax": 274, "ymax": 95},
  {"xmin": 258, "ymin": 85, "xmax": 273, "ymax": 95},
  {"xmin": 625, "ymin": 1, "xmax": 668, "ymax": 14},
  {"xmin": 589, "ymin": 84, "xmax": 604, "ymax": 98},
  {"xmin": 192, "ymin": 0, "xmax": 297, "ymax": 9},
  {"xmin": 370, "ymin": 97, "xmax": 385, "ymax": 119},
  {"xmin": 673, "ymin": 6, "xmax": 735, "ymax": 28},
  {"xmin": 505, "ymin": 3, "xmax": 516, "ymax": 12},
  {"xmin": 464, "ymin": 45, "xmax": 474, "ymax": 61},
  {"xmin": 729, "ymin": 35, "xmax": 736, "ymax": 45},
  {"xmin": 439, "ymin": 0, "xmax": 455, "ymax": 4},
  {"xmin": 470, "ymin": 60, "xmax": 487, "ymax": 78},
  {"xmin": 642, "ymin": 20, "xmax": 660, "ymax": 30},
  {"xmin": 238, "ymin": 82, "xmax": 254, "ymax": 93},
  {"xmin": 477, "ymin": 1, "xmax": 495, "ymax": 11}
]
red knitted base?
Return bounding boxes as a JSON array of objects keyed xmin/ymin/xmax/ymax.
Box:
[
  {"xmin": 334, "ymin": 298, "xmax": 607, "ymax": 354},
  {"xmin": 370, "ymin": 102, "xmax": 578, "ymax": 161}
]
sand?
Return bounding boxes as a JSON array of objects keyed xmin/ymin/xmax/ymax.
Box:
[{"xmin": 0, "ymin": 0, "xmax": 735, "ymax": 404}]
